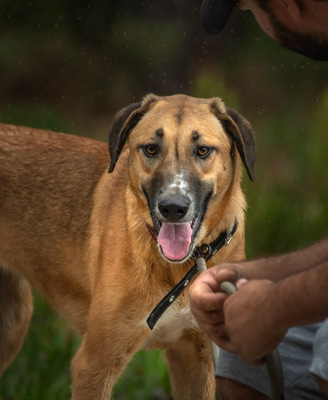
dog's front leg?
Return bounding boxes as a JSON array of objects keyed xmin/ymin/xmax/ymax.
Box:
[
  {"xmin": 164, "ymin": 329, "xmax": 216, "ymax": 400},
  {"xmin": 71, "ymin": 301, "xmax": 149, "ymax": 399}
]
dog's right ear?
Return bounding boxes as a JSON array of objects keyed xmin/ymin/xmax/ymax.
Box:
[
  {"xmin": 108, "ymin": 102, "xmax": 142, "ymax": 173},
  {"xmin": 108, "ymin": 94, "xmax": 158, "ymax": 173}
]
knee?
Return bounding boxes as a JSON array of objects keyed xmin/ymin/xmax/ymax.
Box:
[
  {"xmin": 317, "ymin": 378, "xmax": 328, "ymax": 399},
  {"xmin": 216, "ymin": 376, "xmax": 270, "ymax": 400}
]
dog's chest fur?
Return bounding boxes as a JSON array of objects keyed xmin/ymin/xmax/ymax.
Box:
[{"xmin": 141, "ymin": 300, "xmax": 198, "ymax": 350}]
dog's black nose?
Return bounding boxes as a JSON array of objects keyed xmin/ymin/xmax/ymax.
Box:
[{"xmin": 158, "ymin": 197, "xmax": 190, "ymax": 222}]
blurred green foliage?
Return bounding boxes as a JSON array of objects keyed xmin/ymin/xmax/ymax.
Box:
[
  {"xmin": 0, "ymin": 296, "xmax": 79, "ymax": 400},
  {"xmin": 0, "ymin": 0, "xmax": 327, "ymax": 399}
]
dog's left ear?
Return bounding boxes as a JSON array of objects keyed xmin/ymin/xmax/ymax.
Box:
[
  {"xmin": 212, "ymin": 103, "xmax": 256, "ymax": 181},
  {"xmin": 108, "ymin": 94, "xmax": 158, "ymax": 172}
]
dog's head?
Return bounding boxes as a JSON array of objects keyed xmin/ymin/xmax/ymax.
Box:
[{"xmin": 108, "ymin": 94, "xmax": 255, "ymax": 263}]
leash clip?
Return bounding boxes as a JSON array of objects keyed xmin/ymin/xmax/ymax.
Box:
[{"xmin": 194, "ymin": 243, "xmax": 212, "ymax": 261}]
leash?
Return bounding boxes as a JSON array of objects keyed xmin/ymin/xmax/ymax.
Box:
[
  {"xmin": 220, "ymin": 281, "xmax": 285, "ymax": 400},
  {"xmin": 196, "ymin": 257, "xmax": 220, "ymax": 366},
  {"xmin": 146, "ymin": 220, "xmax": 238, "ymax": 330}
]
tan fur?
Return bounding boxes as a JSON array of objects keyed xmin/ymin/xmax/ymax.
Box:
[{"xmin": 0, "ymin": 94, "xmax": 255, "ymax": 399}]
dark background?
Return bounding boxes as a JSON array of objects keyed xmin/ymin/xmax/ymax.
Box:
[{"xmin": 0, "ymin": 1, "xmax": 327, "ymax": 398}]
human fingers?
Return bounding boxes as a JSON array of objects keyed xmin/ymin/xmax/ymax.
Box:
[
  {"xmin": 197, "ymin": 320, "xmax": 235, "ymax": 350},
  {"xmin": 212, "ymin": 333, "xmax": 237, "ymax": 353},
  {"xmin": 222, "ymin": 279, "xmax": 285, "ymax": 366},
  {"xmin": 189, "ymin": 286, "xmax": 227, "ymax": 314},
  {"xmin": 189, "ymin": 269, "xmax": 228, "ymax": 312},
  {"xmin": 214, "ymin": 264, "xmax": 244, "ymax": 287},
  {"xmin": 236, "ymin": 278, "xmax": 248, "ymax": 290},
  {"xmin": 193, "ymin": 307, "xmax": 226, "ymax": 326}
]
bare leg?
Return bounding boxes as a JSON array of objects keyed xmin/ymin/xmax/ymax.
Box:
[
  {"xmin": 317, "ymin": 378, "xmax": 328, "ymax": 399},
  {"xmin": 216, "ymin": 377, "xmax": 270, "ymax": 400}
]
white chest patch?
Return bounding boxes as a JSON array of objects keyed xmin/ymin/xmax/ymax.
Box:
[{"xmin": 141, "ymin": 302, "xmax": 198, "ymax": 350}]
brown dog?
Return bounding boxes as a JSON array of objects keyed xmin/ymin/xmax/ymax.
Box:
[{"xmin": 0, "ymin": 94, "xmax": 255, "ymax": 399}]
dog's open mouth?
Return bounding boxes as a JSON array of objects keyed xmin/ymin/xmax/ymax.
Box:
[
  {"xmin": 151, "ymin": 217, "xmax": 198, "ymax": 262},
  {"xmin": 146, "ymin": 191, "xmax": 213, "ymax": 263}
]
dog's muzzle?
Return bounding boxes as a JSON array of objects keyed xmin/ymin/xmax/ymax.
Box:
[{"xmin": 155, "ymin": 195, "xmax": 196, "ymax": 262}]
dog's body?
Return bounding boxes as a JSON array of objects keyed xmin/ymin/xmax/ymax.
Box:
[{"xmin": 0, "ymin": 94, "xmax": 255, "ymax": 399}]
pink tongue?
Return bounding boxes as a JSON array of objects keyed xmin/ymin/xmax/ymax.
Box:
[{"xmin": 158, "ymin": 222, "xmax": 192, "ymax": 261}]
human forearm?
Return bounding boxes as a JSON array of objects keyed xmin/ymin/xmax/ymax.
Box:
[
  {"xmin": 242, "ymin": 238, "xmax": 328, "ymax": 282},
  {"xmin": 270, "ymin": 258, "xmax": 328, "ymax": 329},
  {"xmin": 217, "ymin": 258, "xmax": 328, "ymax": 365}
]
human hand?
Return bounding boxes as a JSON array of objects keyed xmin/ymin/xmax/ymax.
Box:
[
  {"xmin": 189, "ymin": 263, "xmax": 245, "ymax": 351},
  {"xmin": 220, "ymin": 279, "xmax": 288, "ymax": 365}
]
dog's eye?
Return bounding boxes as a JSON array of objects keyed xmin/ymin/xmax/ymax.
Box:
[
  {"xmin": 196, "ymin": 146, "xmax": 212, "ymax": 158},
  {"xmin": 143, "ymin": 144, "xmax": 158, "ymax": 157}
]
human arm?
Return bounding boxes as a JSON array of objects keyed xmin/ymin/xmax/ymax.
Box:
[
  {"xmin": 221, "ymin": 256, "xmax": 328, "ymax": 365},
  {"xmin": 189, "ymin": 238, "xmax": 328, "ymax": 362},
  {"xmin": 240, "ymin": 237, "xmax": 328, "ymax": 281}
]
